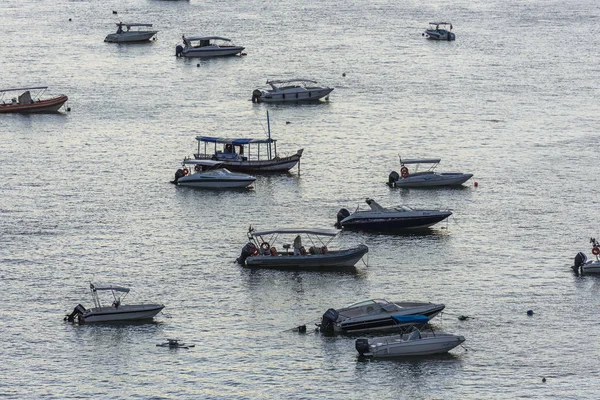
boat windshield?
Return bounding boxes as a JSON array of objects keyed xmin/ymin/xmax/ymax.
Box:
[
  {"xmin": 394, "ymin": 206, "xmax": 414, "ymax": 212},
  {"xmin": 347, "ymin": 299, "xmax": 390, "ymax": 308}
]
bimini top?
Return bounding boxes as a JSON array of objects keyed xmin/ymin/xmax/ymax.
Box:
[
  {"xmin": 117, "ymin": 23, "xmax": 153, "ymax": 27},
  {"xmin": 391, "ymin": 315, "xmax": 430, "ymax": 324},
  {"xmin": 184, "ymin": 36, "xmax": 231, "ymax": 42},
  {"xmin": 428, "ymin": 22, "xmax": 452, "ymax": 26},
  {"xmin": 401, "ymin": 158, "xmax": 441, "ymax": 164},
  {"xmin": 182, "ymin": 159, "xmax": 224, "ymax": 167},
  {"xmin": 90, "ymin": 284, "xmax": 130, "ymax": 293},
  {"xmin": 251, "ymin": 228, "xmax": 339, "ymax": 237},
  {"xmin": 0, "ymin": 86, "xmax": 48, "ymax": 93},
  {"xmin": 267, "ymin": 78, "xmax": 318, "ymax": 85},
  {"xmin": 196, "ymin": 136, "xmax": 275, "ymax": 145}
]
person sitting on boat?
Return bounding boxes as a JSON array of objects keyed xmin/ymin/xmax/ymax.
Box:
[
  {"xmin": 224, "ymin": 144, "xmax": 233, "ymax": 154},
  {"xmin": 293, "ymin": 235, "xmax": 302, "ymax": 256},
  {"xmin": 116, "ymin": 24, "xmax": 123, "ymax": 34}
]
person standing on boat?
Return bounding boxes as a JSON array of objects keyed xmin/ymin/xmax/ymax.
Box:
[{"xmin": 293, "ymin": 235, "xmax": 302, "ymax": 256}]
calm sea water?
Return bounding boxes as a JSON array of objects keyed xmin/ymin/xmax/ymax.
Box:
[{"xmin": 1, "ymin": 0, "xmax": 600, "ymax": 398}]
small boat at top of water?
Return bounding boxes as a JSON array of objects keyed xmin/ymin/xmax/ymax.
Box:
[
  {"xmin": 0, "ymin": 87, "xmax": 68, "ymax": 113},
  {"xmin": 573, "ymin": 237, "xmax": 600, "ymax": 274},
  {"xmin": 104, "ymin": 22, "xmax": 158, "ymax": 43},
  {"xmin": 65, "ymin": 283, "xmax": 164, "ymax": 324},
  {"xmin": 423, "ymin": 22, "xmax": 455, "ymax": 41},
  {"xmin": 387, "ymin": 157, "xmax": 473, "ymax": 188},
  {"xmin": 172, "ymin": 159, "xmax": 256, "ymax": 189},
  {"xmin": 251, "ymin": 79, "xmax": 333, "ymax": 103},
  {"xmin": 175, "ymin": 36, "xmax": 245, "ymax": 57}
]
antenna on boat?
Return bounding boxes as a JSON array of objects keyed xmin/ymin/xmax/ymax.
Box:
[{"xmin": 267, "ymin": 111, "xmax": 272, "ymax": 159}]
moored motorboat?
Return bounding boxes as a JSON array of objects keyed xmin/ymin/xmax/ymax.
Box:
[
  {"xmin": 236, "ymin": 228, "xmax": 368, "ymax": 269},
  {"xmin": 104, "ymin": 22, "xmax": 158, "ymax": 43},
  {"xmin": 0, "ymin": 87, "xmax": 68, "ymax": 113},
  {"xmin": 573, "ymin": 237, "xmax": 600, "ymax": 274},
  {"xmin": 387, "ymin": 157, "xmax": 473, "ymax": 188},
  {"xmin": 319, "ymin": 299, "xmax": 445, "ymax": 335},
  {"xmin": 65, "ymin": 283, "xmax": 164, "ymax": 324},
  {"xmin": 193, "ymin": 112, "xmax": 303, "ymax": 173},
  {"xmin": 172, "ymin": 159, "xmax": 256, "ymax": 189},
  {"xmin": 175, "ymin": 36, "xmax": 244, "ymax": 57},
  {"xmin": 251, "ymin": 79, "xmax": 333, "ymax": 103},
  {"xmin": 335, "ymin": 198, "xmax": 452, "ymax": 232},
  {"xmin": 355, "ymin": 324, "xmax": 465, "ymax": 357},
  {"xmin": 423, "ymin": 22, "xmax": 455, "ymax": 41}
]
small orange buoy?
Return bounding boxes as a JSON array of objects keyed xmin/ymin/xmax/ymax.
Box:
[{"xmin": 474, "ymin": 181, "xmax": 479, "ymax": 187}]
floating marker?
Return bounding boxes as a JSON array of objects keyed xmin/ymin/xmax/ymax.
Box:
[
  {"xmin": 342, "ymin": 72, "xmax": 346, "ymax": 77},
  {"xmin": 474, "ymin": 181, "xmax": 479, "ymax": 187},
  {"xmin": 527, "ymin": 310, "xmax": 534, "ymax": 316}
]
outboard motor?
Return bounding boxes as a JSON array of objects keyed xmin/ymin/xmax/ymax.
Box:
[
  {"xmin": 173, "ymin": 168, "xmax": 185, "ymax": 184},
  {"xmin": 319, "ymin": 308, "xmax": 339, "ymax": 334},
  {"xmin": 175, "ymin": 45, "xmax": 184, "ymax": 57},
  {"xmin": 65, "ymin": 304, "xmax": 86, "ymax": 322},
  {"xmin": 236, "ymin": 242, "xmax": 257, "ymax": 265},
  {"xmin": 387, "ymin": 171, "xmax": 400, "ymax": 187},
  {"xmin": 573, "ymin": 252, "xmax": 588, "ymax": 272},
  {"xmin": 251, "ymin": 89, "xmax": 262, "ymax": 103},
  {"xmin": 355, "ymin": 338, "xmax": 370, "ymax": 356},
  {"xmin": 335, "ymin": 208, "xmax": 350, "ymax": 229}
]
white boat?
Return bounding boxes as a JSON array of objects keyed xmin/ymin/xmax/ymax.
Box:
[
  {"xmin": 193, "ymin": 111, "xmax": 303, "ymax": 173},
  {"xmin": 355, "ymin": 324, "xmax": 465, "ymax": 357},
  {"xmin": 175, "ymin": 36, "xmax": 245, "ymax": 57},
  {"xmin": 335, "ymin": 198, "xmax": 452, "ymax": 232},
  {"xmin": 423, "ymin": 22, "xmax": 455, "ymax": 41},
  {"xmin": 236, "ymin": 228, "xmax": 368, "ymax": 270},
  {"xmin": 388, "ymin": 157, "xmax": 473, "ymax": 188},
  {"xmin": 104, "ymin": 23, "xmax": 158, "ymax": 43},
  {"xmin": 319, "ymin": 300, "xmax": 445, "ymax": 335},
  {"xmin": 0, "ymin": 87, "xmax": 68, "ymax": 113},
  {"xmin": 573, "ymin": 237, "xmax": 600, "ymax": 274},
  {"xmin": 65, "ymin": 283, "xmax": 164, "ymax": 323},
  {"xmin": 172, "ymin": 159, "xmax": 256, "ymax": 189},
  {"xmin": 251, "ymin": 79, "xmax": 333, "ymax": 103}
]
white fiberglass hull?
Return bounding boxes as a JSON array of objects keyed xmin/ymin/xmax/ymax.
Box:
[
  {"xmin": 391, "ymin": 173, "xmax": 473, "ymax": 188},
  {"xmin": 256, "ymin": 88, "xmax": 333, "ymax": 103},
  {"xmin": 357, "ymin": 332, "xmax": 465, "ymax": 357},
  {"xmin": 105, "ymin": 31, "xmax": 157, "ymax": 43},
  {"xmin": 581, "ymin": 261, "xmax": 600, "ymax": 274},
  {"xmin": 81, "ymin": 304, "xmax": 164, "ymax": 323},
  {"xmin": 175, "ymin": 169, "xmax": 255, "ymax": 189},
  {"xmin": 182, "ymin": 46, "xmax": 244, "ymax": 57}
]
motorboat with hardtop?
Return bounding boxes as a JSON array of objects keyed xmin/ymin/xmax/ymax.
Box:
[
  {"xmin": 193, "ymin": 111, "xmax": 303, "ymax": 173},
  {"xmin": 355, "ymin": 320, "xmax": 465, "ymax": 357},
  {"xmin": 172, "ymin": 159, "xmax": 256, "ymax": 189},
  {"xmin": 573, "ymin": 237, "xmax": 600, "ymax": 274},
  {"xmin": 0, "ymin": 87, "xmax": 68, "ymax": 113},
  {"xmin": 319, "ymin": 299, "xmax": 445, "ymax": 335},
  {"xmin": 252, "ymin": 79, "xmax": 333, "ymax": 103},
  {"xmin": 237, "ymin": 227, "xmax": 368, "ymax": 269},
  {"xmin": 335, "ymin": 198, "xmax": 452, "ymax": 232},
  {"xmin": 65, "ymin": 283, "xmax": 164, "ymax": 323},
  {"xmin": 423, "ymin": 22, "xmax": 455, "ymax": 41},
  {"xmin": 175, "ymin": 36, "xmax": 245, "ymax": 57},
  {"xmin": 387, "ymin": 157, "xmax": 473, "ymax": 188},
  {"xmin": 104, "ymin": 22, "xmax": 158, "ymax": 43}
]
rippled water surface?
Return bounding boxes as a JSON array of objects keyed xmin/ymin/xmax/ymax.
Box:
[{"xmin": 1, "ymin": 0, "xmax": 600, "ymax": 398}]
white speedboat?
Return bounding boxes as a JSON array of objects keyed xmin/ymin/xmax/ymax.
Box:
[
  {"xmin": 387, "ymin": 157, "xmax": 473, "ymax": 188},
  {"xmin": 0, "ymin": 87, "xmax": 68, "ymax": 113},
  {"xmin": 355, "ymin": 325, "xmax": 465, "ymax": 357},
  {"xmin": 423, "ymin": 22, "xmax": 455, "ymax": 41},
  {"xmin": 335, "ymin": 198, "xmax": 452, "ymax": 232},
  {"xmin": 175, "ymin": 36, "xmax": 245, "ymax": 57},
  {"xmin": 237, "ymin": 228, "xmax": 368, "ymax": 270},
  {"xmin": 65, "ymin": 283, "xmax": 164, "ymax": 323},
  {"xmin": 172, "ymin": 159, "xmax": 256, "ymax": 189},
  {"xmin": 251, "ymin": 79, "xmax": 333, "ymax": 103},
  {"xmin": 319, "ymin": 300, "xmax": 445, "ymax": 335},
  {"xmin": 104, "ymin": 23, "xmax": 158, "ymax": 43},
  {"xmin": 573, "ymin": 237, "xmax": 600, "ymax": 274}
]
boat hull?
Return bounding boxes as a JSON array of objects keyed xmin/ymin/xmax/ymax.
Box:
[
  {"xmin": 244, "ymin": 244, "xmax": 368, "ymax": 269},
  {"xmin": 195, "ymin": 150, "xmax": 303, "ymax": 173},
  {"xmin": 336, "ymin": 304, "xmax": 445, "ymax": 334},
  {"xmin": 80, "ymin": 304, "xmax": 164, "ymax": 323},
  {"xmin": 0, "ymin": 95, "xmax": 68, "ymax": 113},
  {"xmin": 177, "ymin": 176, "xmax": 255, "ymax": 189},
  {"xmin": 341, "ymin": 213, "xmax": 452, "ymax": 232},
  {"xmin": 256, "ymin": 88, "xmax": 333, "ymax": 103},
  {"xmin": 582, "ymin": 261, "xmax": 600, "ymax": 274},
  {"xmin": 182, "ymin": 46, "xmax": 245, "ymax": 57},
  {"xmin": 357, "ymin": 333, "xmax": 465, "ymax": 357},
  {"xmin": 104, "ymin": 31, "xmax": 158, "ymax": 43},
  {"xmin": 391, "ymin": 173, "xmax": 473, "ymax": 188}
]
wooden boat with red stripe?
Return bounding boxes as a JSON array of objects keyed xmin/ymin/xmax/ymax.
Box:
[{"xmin": 0, "ymin": 87, "xmax": 68, "ymax": 113}]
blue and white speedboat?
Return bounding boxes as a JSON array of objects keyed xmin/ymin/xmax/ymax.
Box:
[
  {"xmin": 172, "ymin": 159, "xmax": 256, "ymax": 189},
  {"xmin": 175, "ymin": 36, "xmax": 244, "ymax": 57},
  {"xmin": 335, "ymin": 199, "xmax": 451, "ymax": 232}
]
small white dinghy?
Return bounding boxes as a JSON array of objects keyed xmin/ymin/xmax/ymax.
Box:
[{"xmin": 157, "ymin": 339, "xmax": 195, "ymax": 349}]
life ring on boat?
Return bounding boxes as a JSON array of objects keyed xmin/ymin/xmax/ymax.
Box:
[
  {"xmin": 194, "ymin": 165, "xmax": 201, "ymax": 172},
  {"xmin": 269, "ymin": 247, "xmax": 278, "ymax": 256},
  {"xmin": 182, "ymin": 168, "xmax": 189, "ymax": 176},
  {"xmin": 260, "ymin": 242, "xmax": 270, "ymax": 251},
  {"xmin": 593, "ymin": 247, "xmax": 600, "ymax": 256},
  {"xmin": 400, "ymin": 167, "xmax": 409, "ymax": 178}
]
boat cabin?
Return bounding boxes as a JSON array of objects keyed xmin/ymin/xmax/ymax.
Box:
[
  {"xmin": 182, "ymin": 36, "xmax": 232, "ymax": 48},
  {"xmin": 248, "ymin": 228, "xmax": 338, "ymax": 256},
  {"xmin": 115, "ymin": 22, "xmax": 153, "ymax": 34},
  {"xmin": 195, "ymin": 136, "xmax": 278, "ymax": 162}
]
